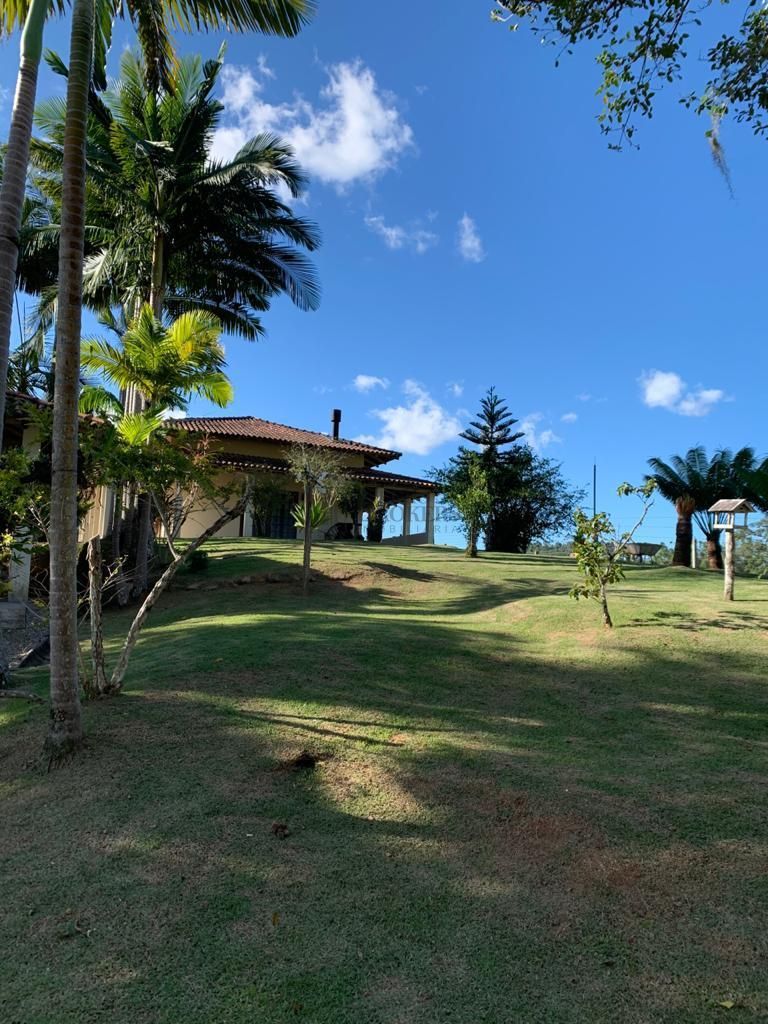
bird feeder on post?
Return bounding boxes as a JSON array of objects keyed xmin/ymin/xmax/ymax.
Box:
[{"xmin": 708, "ymin": 499, "xmax": 754, "ymax": 601}]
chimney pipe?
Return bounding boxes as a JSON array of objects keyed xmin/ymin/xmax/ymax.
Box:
[{"xmin": 331, "ymin": 408, "xmax": 342, "ymax": 440}]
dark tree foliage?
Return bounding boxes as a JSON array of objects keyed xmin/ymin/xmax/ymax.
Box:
[
  {"xmin": 493, "ymin": 1, "xmax": 768, "ymax": 149},
  {"xmin": 459, "ymin": 386, "xmax": 524, "ymax": 456},
  {"xmin": 490, "ymin": 446, "xmax": 582, "ymax": 552},
  {"xmin": 433, "ymin": 387, "xmax": 582, "ymax": 553}
]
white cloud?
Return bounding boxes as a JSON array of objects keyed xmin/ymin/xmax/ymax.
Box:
[
  {"xmin": 162, "ymin": 408, "xmax": 187, "ymax": 420},
  {"xmin": 357, "ymin": 380, "xmax": 461, "ymax": 455},
  {"xmin": 457, "ymin": 213, "xmax": 485, "ymax": 263},
  {"xmin": 365, "ymin": 215, "xmax": 438, "ymax": 254},
  {"xmin": 520, "ymin": 412, "xmax": 561, "ymax": 452},
  {"xmin": 640, "ymin": 370, "xmax": 725, "ymax": 417},
  {"xmin": 213, "ymin": 61, "xmax": 413, "ymax": 189},
  {"xmin": 576, "ymin": 392, "xmax": 592, "ymax": 402},
  {"xmin": 256, "ymin": 55, "xmax": 275, "ymax": 80},
  {"xmin": 676, "ymin": 389, "xmax": 726, "ymax": 417},
  {"xmin": 561, "ymin": 412, "xmax": 578, "ymax": 423},
  {"xmin": 353, "ymin": 374, "xmax": 389, "ymax": 393},
  {"xmin": 640, "ymin": 370, "xmax": 684, "ymax": 409},
  {"xmin": 447, "ymin": 381, "xmax": 464, "ymax": 398}
]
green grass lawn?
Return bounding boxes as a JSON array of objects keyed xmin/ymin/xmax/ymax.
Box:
[{"xmin": 2, "ymin": 540, "xmax": 768, "ymax": 1023}]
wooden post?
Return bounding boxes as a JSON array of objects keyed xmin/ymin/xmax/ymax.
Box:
[
  {"xmin": 708, "ymin": 500, "xmax": 754, "ymax": 603},
  {"xmin": 724, "ymin": 526, "xmax": 735, "ymax": 601}
]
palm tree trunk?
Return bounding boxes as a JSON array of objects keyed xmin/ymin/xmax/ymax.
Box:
[
  {"xmin": 46, "ymin": 0, "xmax": 94, "ymax": 758},
  {"xmin": 131, "ymin": 491, "xmax": 152, "ymax": 596},
  {"xmin": 150, "ymin": 231, "xmax": 166, "ymax": 317},
  {"xmin": 672, "ymin": 512, "xmax": 693, "ymax": 567},
  {"xmin": 706, "ymin": 533, "xmax": 723, "ymax": 571},
  {"xmin": 109, "ymin": 490, "xmax": 250, "ymax": 692},
  {"xmin": 302, "ymin": 481, "xmax": 313, "ymax": 596},
  {"xmin": 0, "ymin": 0, "xmax": 49, "ymax": 453},
  {"xmin": 87, "ymin": 536, "xmax": 108, "ymax": 695},
  {"xmin": 123, "ymin": 232, "xmax": 165, "ymax": 572}
]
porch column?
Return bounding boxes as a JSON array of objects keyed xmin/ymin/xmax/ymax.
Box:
[
  {"xmin": 426, "ymin": 493, "xmax": 435, "ymax": 544},
  {"xmin": 402, "ymin": 497, "xmax": 412, "ymax": 538}
]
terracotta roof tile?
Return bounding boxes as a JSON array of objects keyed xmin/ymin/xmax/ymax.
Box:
[{"xmin": 176, "ymin": 416, "xmax": 399, "ymax": 463}]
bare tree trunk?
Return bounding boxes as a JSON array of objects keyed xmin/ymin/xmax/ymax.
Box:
[
  {"xmin": 302, "ymin": 481, "xmax": 312, "ymax": 596},
  {"xmin": 0, "ymin": 0, "xmax": 48, "ymax": 453},
  {"xmin": 724, "ymin": 529, "xmax": 735, "ymax": 602},
  {"xmin": 109, "ymin": 491, "xmax": 249, "ymax": 692},
  {"xmin": 87, "ymin": 537, "xmax": 108, "ymax": 695},
  {"xmin": 46, "ymin": 0, "xmax": 94, "ymax": 758},
  {"xmin": 600, "ymin": 583, "xmax": 613, "ymax": 628},
  {"xmin": 706, "ymin": 533, "xmax": 723, "ymax": 571}
]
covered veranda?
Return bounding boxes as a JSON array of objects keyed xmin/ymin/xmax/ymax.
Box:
[{"xmin": 212, "ymin": 453, "xmax": 438, "ymax": 544}]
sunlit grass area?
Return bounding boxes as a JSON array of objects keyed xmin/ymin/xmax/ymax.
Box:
[{"xmin": 2, "ymin": 540, "xmax": 768, "ymax": 1022}]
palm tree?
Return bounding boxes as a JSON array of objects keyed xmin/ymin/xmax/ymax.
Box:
[
  {"xmin": 648, "ymin": 447, "xmax": 760, "ymax": 570},
  {"xmin": 44, "ymin": 0, "xmax": 315, "ymax": 757},
  {"xmin": 80, "ymin": 304, "xmax": 233, "ymax": 416},
  {"xmin": 80, "ymin": 303, "xmax": 233, "ymax": 593},
  {"xmin": 0, "ymin": 0, "xmax": 61, "ymax": 453},
  {"xmin": 0, "ymin": 0, "xmax": 314, "ymax": 453},
  {"xmin": 31, "ymin": 48, "xmax": 320, "ymax": 344}
]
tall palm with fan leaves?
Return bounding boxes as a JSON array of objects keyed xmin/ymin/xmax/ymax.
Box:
[
  {"xmin": 42, "ymin": 0, "xmax": 314, "ymax": 757},
  {"xmin": 647, "ymin": 446, "xmax": 760, "ymax": 570}
]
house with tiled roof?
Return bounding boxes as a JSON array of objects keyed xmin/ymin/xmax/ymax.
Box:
[{"xmin": 169, "ymin": 409, "xmax": 438, "ymax": 544}]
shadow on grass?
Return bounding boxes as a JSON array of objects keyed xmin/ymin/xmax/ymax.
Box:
[
  {"xmin": 3, "ymin": 545, "xmax": 768, "ymax": 1023},
  {"xmin": 625, "ymin": 609, "xmax": 768, "ymax": 631}
]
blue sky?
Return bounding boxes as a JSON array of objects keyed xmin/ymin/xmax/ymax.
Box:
[{"xmin": 2, "ymin": 1, "xmax": 766, "ymax": 545}]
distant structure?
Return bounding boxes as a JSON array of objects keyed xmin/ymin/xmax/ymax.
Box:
[{"xmin": 607, "ymin": 541, "xmax": 662, "ymax": 563}]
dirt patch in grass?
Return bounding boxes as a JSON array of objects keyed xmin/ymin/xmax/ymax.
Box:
[{"xmin": 275, "ymin": 748, "xmax": 334, "ymax": 772}]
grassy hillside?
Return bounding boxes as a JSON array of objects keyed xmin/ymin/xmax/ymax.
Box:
[{"xmin": 2, "ymin": 540, "xmax": 768, "ymax": 1023}]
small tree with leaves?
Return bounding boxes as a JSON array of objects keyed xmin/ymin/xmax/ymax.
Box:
[
  {"xmin": 285, "ymin": 444, "xmax": 347, "ymax": 595},
  {"xmin": 570, "ymin": 480, "xmax": 657, "ymax": 628},
  {"xmin": 442, "ymin": 455, "xmax": 491, "ymax": 557}
]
